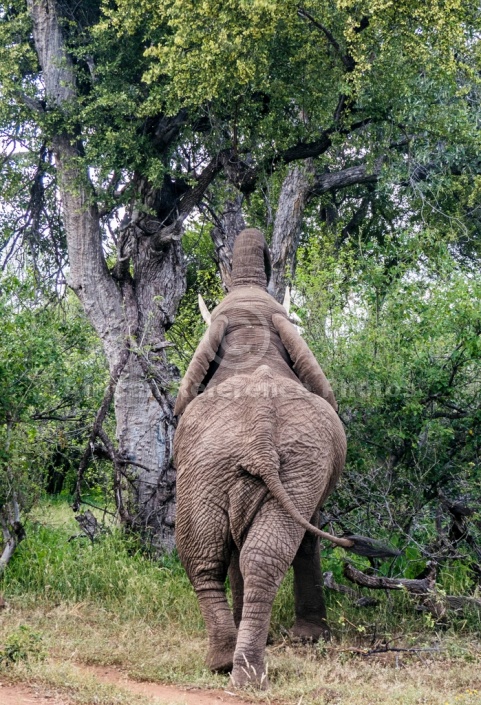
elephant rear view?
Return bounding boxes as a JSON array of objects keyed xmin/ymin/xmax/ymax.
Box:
[{"xmin": 174, "ymin": 228, "xmax": 346, "ymax": 688}]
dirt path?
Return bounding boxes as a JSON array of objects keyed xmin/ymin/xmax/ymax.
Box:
[
  {"xmin": 89, "ymin": 665, "xmax": 258, "ymax": 705},
  {"xmin": 0, "ymin": 664, "xmax": 259, "ymax": 705},
  {"xmin": 0, "ymin": 681, "xmax": 66, "ymax": 705}
]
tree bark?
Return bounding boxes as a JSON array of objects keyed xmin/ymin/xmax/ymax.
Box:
[
  {"xmin": 28, "ymin": 0, "xmax": 184, "ymax": 551},
  {"xmin": 0, "ymin": 423, "xmax": 25, "ymax": 576},
  {"xmin": 270, "ymin": 162, "xmax": 314, "ymax": 301},
  {"xmin": 209, "ymin": 195, "xmax": 246, "ymax": 291}
]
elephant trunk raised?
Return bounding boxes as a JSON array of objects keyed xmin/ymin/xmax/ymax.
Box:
[{"xmin": 173, "ymin": 228, "xmax": 395, "ymax": 688}]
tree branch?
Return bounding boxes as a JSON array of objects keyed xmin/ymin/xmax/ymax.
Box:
[
  {"xmin": 149, "ymin": 152, "xmax": 227, "ymax": 250},
  {"xmin": 343, "ymin": 563, "xmax": 481, "ymax": 620},
  {"xmin": 310, "ymin": 159, "xmax": 383, "ymax": 198},
  {"xmin": 297, "ymin": 6, "xmax": 355, "ymax": 72},
  {"xmin": 73, "ymin": 346, "xmax": 131, "ymax": 511}
]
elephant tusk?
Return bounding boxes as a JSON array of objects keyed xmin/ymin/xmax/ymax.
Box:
[
  {"xmin": 198, "ymin": 294, "xmax": 211, "ymax": 325},
  {"xmin": 283, "ymin": 287, "xmax": 304, "ymax": 335}
]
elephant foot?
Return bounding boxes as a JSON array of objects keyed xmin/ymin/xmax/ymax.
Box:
[
  {"xmin": 230, "ymin": 658, "xmax": 268, "ymax": 690},
  {"xmin": 207, "ymin": 650, "xmax": 234, "ymax": 673},
  {"xmin": 291, "ymin": 618, "xmax": 331, "ymax": 642},
  {"xmin": 206, "ymin": 635, "xmax": 237, "ymax": 673}
]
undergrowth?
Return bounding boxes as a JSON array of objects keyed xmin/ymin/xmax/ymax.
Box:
[
  {"xmin": 3, "ymin": 498, "xmax": 481, "ymax": 640},
  {"xmin": 1, "ymin": 499, "xmax": 480, "ymax": 704},
  {"xmin": 5, "ymin": 512, "xmax": 199, "ymax": 630}
]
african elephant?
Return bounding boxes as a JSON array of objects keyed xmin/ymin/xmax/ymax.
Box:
[{"xmin": 173, "ymin": 228, "xmax": 346, "ymax": 688}]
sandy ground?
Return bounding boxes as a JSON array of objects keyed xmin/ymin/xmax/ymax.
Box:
[
  {"xmin": 0, "ymin": 681, "xmax": 66, "ymax": 705},
  {"xmin": 0, "ymin": 664, "xmax": 259, "ymax": 705}
]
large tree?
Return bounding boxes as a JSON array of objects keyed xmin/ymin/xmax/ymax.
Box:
[{"xmin": 1, "ymin": 0, "xmax": 479, "ymax": 550}]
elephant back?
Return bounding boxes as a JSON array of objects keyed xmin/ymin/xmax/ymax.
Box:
[
  {"xmin": 206, "ymin": 288, "xmax": 298, "ymax": 388},
  {"xmin": 174, "ymin": 366, "xmax": 346, "ymax": 548}
]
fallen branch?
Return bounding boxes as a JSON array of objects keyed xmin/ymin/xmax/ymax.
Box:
[
  {"xmin": 343, "ymin": 562, "xmax": 436, "ymax": 594},
  {"xmin": 323, "ymin": 571, "xmax": 379, "ymax": 607},
  {"xmin": 337, "ymin": 645, "xmax": 440, "ymax": 656},
  {"xmin": 343, "ymin": 563, "xmax": 481, "ymax": 621},
  {"xmin": 444, "ymin": 595, "xmax": 481, "ymax": 611}
]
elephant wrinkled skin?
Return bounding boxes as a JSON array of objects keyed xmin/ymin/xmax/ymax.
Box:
[{"xmin": 173, "ymin": 228, "xmax": 346, "ymax": 688}]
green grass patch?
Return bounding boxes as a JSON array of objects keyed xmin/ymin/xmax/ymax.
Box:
[
  {"xmin": 5, "ymin": 507, "xmax": 201, "ymax": 631},
  {"xmin": 1, "ymin": 499, "xmax": 481, "ymax": 705},
  {"xmin": 4, "ymin": 498, "xmax": 481, "ymax": 641}
]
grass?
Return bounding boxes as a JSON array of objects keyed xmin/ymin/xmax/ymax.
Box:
[{"xmin": 1, "ymin": 498, "xmax": 481, "ymax": 704}]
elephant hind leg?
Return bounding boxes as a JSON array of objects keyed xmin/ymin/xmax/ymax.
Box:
[
  {"xmin": 177, "ymin": 514, "xmax": 237, "ymax": 672},
  {"xmin": 228, "ymin": 546, "xmax": 244, "ymax": 628},
  {"xmin": 196, "ymin": 577, "xmax": 238, "ymax": 673},
  {"xmin": 231, "ymin": 499, "xmax": 306, "ymax": 689},
  {"xmin": 291, "ymin": 510, "xmax": 330, "ymax": 642}
]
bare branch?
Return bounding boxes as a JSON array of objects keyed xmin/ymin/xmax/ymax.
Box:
[{"xmin": 73, "ymin": 346, "xmax": 131, "ymax": 511}]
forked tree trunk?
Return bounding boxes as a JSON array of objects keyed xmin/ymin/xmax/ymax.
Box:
[
  {"xmin": 29, "ymin": 0, "xmax": 184, "ymax": 551},
  {"xmin": 210, "ymin": 171, "xmax": 313, "ymax": 302}
]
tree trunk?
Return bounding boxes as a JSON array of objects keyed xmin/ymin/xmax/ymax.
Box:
[
  {"xmin": 28, "ymin": 0, "xmax": 184, "ymax": 551},
  {"xmin": 114, "ymin": 232, "xmax": 185, "ymax": 552},
  {"xmin": 0, "ymin": 423, "xmax": 25, "ymax": 576},
  {"xmin": 209, "ymin": 195, "xmax": 246, "ymax": 291},
  {"xmin": 270, "ymin": 162, "xmax": 314, "ymax": 301}
]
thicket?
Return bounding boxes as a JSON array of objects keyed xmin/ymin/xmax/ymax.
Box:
[
  {"xmin": 1, "ymin": 213, "xmax": 481, "ymax": 606},
  {"xmin": 0, "ymin": 276, "xmax": 108, "ymax": 573},
  {"xmin": 297, "ymin": 239, "xmax": 481, "ymax": 581}
]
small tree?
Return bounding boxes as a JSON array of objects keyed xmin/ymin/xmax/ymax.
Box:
[{"xmin": 0, "ymin": 275, "xmax": 107, "ymax": 574}]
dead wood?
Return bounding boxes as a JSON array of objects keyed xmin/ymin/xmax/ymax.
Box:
[
  {"xmin": 74, "ymin": 510, "xmax": 100, "ymax": 543},
  {"xmin": 338, "ymin": 645, "xmax": 440, "ymax": 656},
  {"xmin": 323, "ymin": 571, "xmax": 380, "ymax": 607},
  {"xmin": 343, "ymin": 563, "xmax": 481, "ymax": 620},
  {"xmin": 343, "ymin": 562, "xmax": 437, "ymax": 594}
]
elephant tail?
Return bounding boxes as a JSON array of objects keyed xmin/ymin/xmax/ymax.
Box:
[
  {"xmin": 248, "ymin": 465, "xmax": 400, "ymax": 559},
  {"xmin": 256, "ymin": 464, "xmax": 356, "ymax": 550},
  {"xmin": 241, "ymin": 366, "xmax": 355, "ymax": 551}
]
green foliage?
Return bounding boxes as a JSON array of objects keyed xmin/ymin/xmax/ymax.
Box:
[
  {"xmin": 4, "ymin": 502, "xmax": 202, "ymax": 629},
  {"xmin": 0, "ymin": 273, "xmax": 108, "ymax": 516},
  {"xmin": 167, "ymin": 221, "xmax": 223, "ymax": 375},
  {"xmin": 106, "ymin": 0, "xmax": 481, "ymax": 161},
  {"xmin": 0, "ymin": 625, "xmax": 45, "ymax": 664},
  {"xmin": 295, "ymin": 232, "xmax": 481, "ymax": 580}
]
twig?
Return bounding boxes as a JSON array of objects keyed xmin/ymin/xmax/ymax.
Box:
[
  {"xmin": 73, "ymin": 347, "xmax": 130, "ymax": 511},
  {"xmin": 337, "ymin": 646, "xmax": 440, "ymax": 656}
]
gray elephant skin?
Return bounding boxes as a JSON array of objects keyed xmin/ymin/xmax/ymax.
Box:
[{"xmin": 173, "ymin": 228, "xmax": 346, "ymax": 688}]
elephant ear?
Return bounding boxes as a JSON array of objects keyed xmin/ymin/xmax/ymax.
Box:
[
  {"xmin": 174, "ymin": 315, "xmax": 228, "ymax": 416},
  {"xmin": 272, "ymin": 313, "xmax": 338, "ymax": 412}
]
